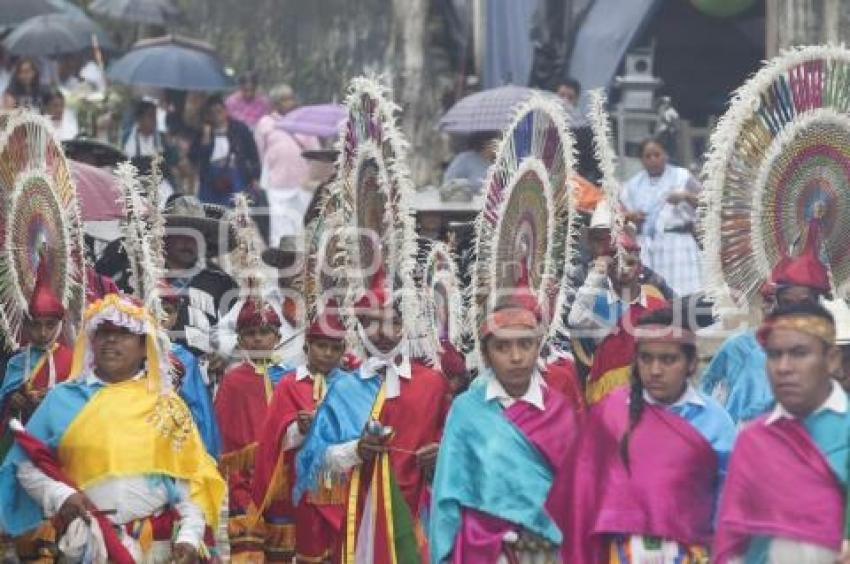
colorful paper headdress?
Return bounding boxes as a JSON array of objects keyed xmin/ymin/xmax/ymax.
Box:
[
  {"xmin": 70, "ymin": 293, "xmax": 172, "ymax": 391},
  {"xmin": 420, "ymin": 241, "xmax": 464, "ymax": 349},
  {"xmin": 702, "ymin": 46, "xmax": 850, "ymax": 312},
  {"xmin": 469, "ymin": 94, "xmax": 578, "ymax": 362},
  {"xmin": 297, "ymin": 188, "xmax": 345, "ymax": 321},
  {"xmin": 230, "ymin": 192, "xmax": 284, "ymax": 332},
  {"xmin": 0, "ymin": 111, "xmax": 85, "ymax": 348},
  {"xmin": 115, "ymin": 160, "xmax": 175, "ymax": 394},
  {"xmin": 588, "ymin": 89, "xmax": 627, "ymax": 253},
  {"xmin": 306, "ymin": 299, "xmax": 346, "ymax": 341},
  {"xmin": 332, "ymin": 77, "xmax": 434, "ymax": 361}
]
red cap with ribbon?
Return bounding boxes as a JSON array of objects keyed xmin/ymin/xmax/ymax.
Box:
[
  {"xmin": 770, "ymin": 217, "xmax": 830, "ymax": 294},
  {"xmin": 306, "ymin": 299, "xmax": 346, "ymax": 341},
  {"xmin": 353, "ymin": 264, "xmax": 392, "ymax": 313},
  {"xmin": 28, "ymin": 252, "xmax": 65, "ymax": 319},
  {"xmin": 236, "ymin": 299, "xmax": 282, "ymax": 331}
]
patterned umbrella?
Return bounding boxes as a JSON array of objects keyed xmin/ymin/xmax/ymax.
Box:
[
  {"xmin": 276, "ymin": 104, "xmax": 347, "ymax": 138},
  {"xmin": 108, "ymin": 35, "xmax": 234, "ymax": 91},
  {"xmin": 69, "ymin": 160, "xmax": 124, "ymax": 221},
  {"xmin": 3, "ymin": 13, "xmax": 113, "ymax": 57},
  {"xmin": 89, "ymin": 0, "xmax": 181, "ymax": 25},
  {"xmin": 439, "ymin": 85, "xmax": 585, "ymax": 133}
]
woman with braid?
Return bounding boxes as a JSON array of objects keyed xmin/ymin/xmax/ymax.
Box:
[{"xmin": 569, "ymin": 307, "xmax": 735, "ymax": 563}]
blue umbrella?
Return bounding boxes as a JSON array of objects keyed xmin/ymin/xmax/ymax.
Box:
[
  {"xmin": 107, "ymin": 35, "xmax": 234, "ymax": 92},
  {"xmin": 0, "ymin": 0, "xmax": 58, "ymax": 28},
  {"xmin": 89, "ymin": 0, "xmax": 181, "ymax": 26},
  {"xmin": 3, "ymin": 13, "xmax": 113, "ymax": 57}
]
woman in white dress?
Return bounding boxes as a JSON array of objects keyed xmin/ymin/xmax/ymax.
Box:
[{"xmin": 620, "ymin": 138, "xmax": 703, "ymax": 297}]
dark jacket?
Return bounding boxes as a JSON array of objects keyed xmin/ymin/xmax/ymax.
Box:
[{"xmin": 190, "ymin": 118, "xmax": 261, "ymax": 205}]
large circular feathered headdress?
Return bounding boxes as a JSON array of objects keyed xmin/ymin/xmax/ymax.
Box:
[
  {"xmin": 114, "ymin": 160, "xmax": 174, "ymax": 394},
  {"xmin": 587, "ymin": 89, "xmax": 626, "ymax": 246},
  {"xmin": 420, "ymin": 241, "xmax": 464, "ymax": 349},
  {"xmin": 299, "ymin": 189, "xmax": 344, "ymax": 319},
  {"xmin": 469, "ymin": 95, "xmax": 578, "ymax": 359},
  {"xmin": 0, "ymin": 111, "xmax": 86, "ymax": 349},
  {"xmin": 332, "ymin": 77, "xmax": 433, "ymax": 360},
  {"xmin": 702, "ymin": 45, "xmax": 850, "ymax": 310}
]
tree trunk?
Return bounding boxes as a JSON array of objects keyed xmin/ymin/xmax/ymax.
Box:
[
  {"xmin": 174, "ymin": 0, "xmax": 456, "ymax": 187},
  {"xmin": 766, "ymin": 0, "xmax": 850, "ymax": 56}
]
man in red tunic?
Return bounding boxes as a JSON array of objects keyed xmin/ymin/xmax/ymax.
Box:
[
  {"xmin": 252, "ymin": 306, "xmax": 351, "ymax": 562},
  {"xmin": 291, "ymin": 270, "xmax": 451, "ymax": 563},
  {"xmin": 213, "ymin": 298, "xmax": 290, "ymax": 561}
]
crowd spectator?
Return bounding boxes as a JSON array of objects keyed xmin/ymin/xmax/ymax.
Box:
[
  {"xmin": 41, "ymin": 89, "xmax": 78, "ymax": 141},
  {"xmin": 442, "ymin": 131, "xmax": 499, "ymax": 193},
  {"xmin": 3, "ymin": 58, "xmax": 46, "ymax": 110},
  {"xmin": 254, "ymin": 83, "xmax": 319, "ymax": 192},
  {"xmin": 225, "ymin": 71, "xmax": 271, "ymax": 129},
  {"xmin": 190, "ymin": 95, "xmax": 261, "ymax": 206},
  {"xmin": 554, "ymin": 77, "xmax": 582, "ymax": 107}
]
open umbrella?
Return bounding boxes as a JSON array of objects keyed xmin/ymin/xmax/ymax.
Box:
[
  {"xmin": 70, "ymin": 160, "xmax": 125, "ymax": 221},
  {"xmin": 0, "ymin": 0, "xmax": 58, "ymax": 28},
  {"xmin": 89, "ymin": 0, "xmax": 181, "ymax": 26},
  {"xmin": 438, "ymin": 85, "xmax": 585, "ymax": 133},
  {"xmin": 3, "ymin": 13, "xmax": 113, "ymax": 57},
  {"xmin": 276, "ymin": 104, "xmax": 346, "ymax": 137},
  {"xmin": 107, "ymin": 35, "xmax": 234, "ymax": 91},
  {"xmin": 63, "ymin": 138, "xmax": 127, "ymax": 168}
]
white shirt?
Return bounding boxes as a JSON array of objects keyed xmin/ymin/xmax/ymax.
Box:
[
  {"xmin": 765, "ymin": 380, "xmax": 848, "ymax": 425},
  {"xmin": 567, "ymin": 269, "xmax": 649, "ymax": 343},
  {"xmin": 281, "ymin": 365, "xmax": 314, "ymax": 452},
  {"xmin": 484, "ymin": 369, "xmax": 546, "ymax": 410},
  {"xmin": 359, "ymin": 354, "xmax": 412, "ymax": 400},
  {"xmin": 16, "ymin": 373, "xmax": 206, "ymax": 548},
  {"xmin": 323, "ymin": 354, "xmax": 415, "ymax": 474},
  {"xmin": 642, "ymin": 383, "xmax": 706, "ymax": 408}
]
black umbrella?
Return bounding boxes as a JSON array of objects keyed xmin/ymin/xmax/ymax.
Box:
[
  {"xmin": 89, "ymin": 0, "xmax": 181, "ymax": 25},
  {"xmin": 3, "ymin": 13, "xmax": 113, "ymax": 57},
  {"xmin": 107, "ymin": 35, "xmax": 235, "ymax": 92},
  {"xmin": 0, "ymin": 0, "xmax": 59, "ymax": 28}
]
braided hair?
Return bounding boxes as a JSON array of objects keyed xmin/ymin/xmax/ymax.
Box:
[{"xmin": 619, "ymin": 306, "xmax": 697, "ymax": 472}]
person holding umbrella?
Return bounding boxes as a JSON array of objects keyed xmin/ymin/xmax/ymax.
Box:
[
  {"xmin": 442, "ymin": 130, "xmax": 499, "ymax": 194},
  {"xmin": 3, "ymin": 58, "xmax": 46, "ymax": 110},
  {"xmin": 190, "ymin": 95, "xmax": 261, "ymax": 207},
  {"xmin": 254, "ymin": 83, "xmax": 319, "ymax": 193}
]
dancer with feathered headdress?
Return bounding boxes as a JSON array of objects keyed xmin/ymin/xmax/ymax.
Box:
[
  {"xmin": 0, "ymin": 111, "xmax": 82, "ymax": 560},
  {"xmin": 0, "ymin": 135, "xmax": 223, "ymax": 564},
  {"xmin": 430, "ymin": 94, "xmax": 584, "ymax": 563},
  {"xmin": 570, "ymin": 90, "xmax": 668, "ymax": 407},
  {"xmin": 697, "ymin": 45, "xmax": 850, "ymax": 563},
  {"xmin": 292, "ymin": 77, "xmax": 450, "ymax": 563},
  {"xmin": 212, "ymin": 193, "xmax": 296, "ymax": 560}
]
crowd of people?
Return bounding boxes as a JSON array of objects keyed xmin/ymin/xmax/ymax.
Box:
[{"xmin": 0, "ymin": 43, "xmax": 848, "ymax": 564}]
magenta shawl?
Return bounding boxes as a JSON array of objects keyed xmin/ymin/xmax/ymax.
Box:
[
  {"xmin": 569, "ymin": 388, "xmax": 719, "ymax": 563},
  {"xmin": 713, "ymin": 417, "xmax": 844, "ymax": 562}
]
